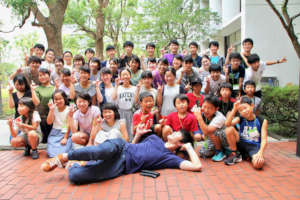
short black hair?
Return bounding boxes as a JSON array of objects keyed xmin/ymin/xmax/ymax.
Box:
[
  {"xmin": 85, "ymin": 48, "xmax": 95, "ymax": 55},
  {"xmin": 45, "ymin": 48, "xmax": 54, "ymax": 55},
  {"xmin": 73, "ymin": 54, "xmax": 85, "ymax": 65},
  {"xmin": 123, "ymin": 41, "xmax": 134, "ymax": 48},
  {"xmin": 173, "ymin": 94, "xmax": 189, "ymax": 107},
  {"xmin": 79, "ymin": 65, "xmax": 90, "ymax": 74},
  {"xmin": 229, "ymin": 52, "xmax": 242, "ymax": 61},
  {"xmin": 169, "ymin": 39, "xmax": 179, "ymax": 46},
  {"xmin": 202, "ymin": 54, "xmax": 210, "ymax": 60},
  {"xmin": 183, "ymin": 55, "xmax": 193, "ymax": 64},
  {"xmin": 240, "ymin": 96, "xmax": 253, "ymax": 105},
  {"xmin": 189, "ymin": 41, "xmax": 199, "ymax": 49},
  {"xmin": 165, "ymin": 67, "xmax": 176, "ymax": 77},
  {"xmin": 52, "ymin": 89, "xmax": 69, "ymax": 106},
  {"xmin": 244, "ymin": 80, "xmax": 256, "ymax": 89},
  {"xmin": 141, "ymin": 70, "xmax": 153, "ymax": 79},
  {"xmin": 120, "ymin": 68, "xmax": 131, "ymax": 77},
  {"xmin": 218, "ymin": 82, "xmax": 233, "ymax": 96},
  {"xmin": 101, "ymin": 67, "xmax": 112, "ymax": 75},
  {"xmin": 39, "ymin": 68, "xmax": 51, "ymax": 76},
  {"xmin": 148, "ymin": 57, "xmax": 156, "ymax": 63},
  {"xmin": 54, "ymin": 57, "xmax": 64, "ymax": 65},
  {"xmin": 158, "ymin": 58, "xmax": 169, "ymax": 66},
  {"xmin": 242, "ymin": 38, "xmax": 254, "ymax": 46},
  {"xmin": 63, "ymin": 51, "xmax": 73, "ymax": 57},
  {"xmin": 209, "ymin": 64, "xmax": 221, "ymax": 72},
  {"xmin": 146, "ymin": 42, "xmax": 156, "ymax": 49},
  {"xmin": 105, "ymin": 45, "xmax": 115, "ymax": 51},
  {"xmin": 13, "ymin": 74, "xmax": 30, "ymax": 91},
  {"xmin": 139, "ymin": 91, "xmax": 154, "ymax": 102},
  {"xmin": 28, "ymin": 56, "xmax": 42, "ymax": 64},
  {"xmin": 34, "ymin": 43, "xmax": 45, "ymax": 51},
  {"xmin": 174, "ymin": 54, "xmax": 183, "ymax": 62},
  {"xmin": 110, "ymin": 58, "xmax": 119, "ymax": 65},
  {"xmin": 101, "ymin": 103, "xmax": 120, "ymax": 120},
  {"xmin": 203, "ymin": 95, "xmax": 220, "ymax": 108},
  {"xmin": 129, "ymin": 55, "xmax": 141, "ymax": 69},
  {"xmin": 209, "ymin": 41, "xmax": 219, "ymax": 48},
  {"xmin": 61, "ymin": 68, "xmax": 71, "ymax": 76},
  {"xmin": 248, "ymin": 54, "xmax": 260, "ymax": 64},
  {"xmin": 89, "ymin": 57, "xmax": 101, "ymax": 70},
  {"xmin": 179, "ymin": 129, "xmax": 194, "ymax": 144},
  {"xmin": 76, "ymin": 92, "xmax": 92, "ymax": 106}
]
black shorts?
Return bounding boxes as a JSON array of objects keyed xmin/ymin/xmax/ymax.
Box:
[{"xmin": 237, "ymin": 140, "xmax": 260, "ymax": 159}]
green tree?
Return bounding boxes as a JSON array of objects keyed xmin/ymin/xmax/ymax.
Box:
[
  {"xmin": 13, "ymin": 31, "xmax": 39, "ymax": 61},
  {"xmin": 65, "ymin": 0, "xmax": 109, "ymax": 59},
  {"xmin": 133, "ymin": 0, "xmax": 220, "ymax": 50},
  {"xmin": 62, "ymin": 34, "xmax": 94, "ymax": 56},
  {"xmin": 1, "ymin": 0, "xmax": 69, "ymax": 56}
]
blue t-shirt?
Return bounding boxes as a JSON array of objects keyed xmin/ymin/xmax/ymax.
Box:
[
  {"xmin": 124, "ymin": 135, "xmax": 184, "ymax": 174},
  {"xmin": 239, "ymin": 116, "xmax": 264, "ymax": 146}
]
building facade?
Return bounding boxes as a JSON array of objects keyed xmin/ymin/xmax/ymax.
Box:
[{"xmin": 200, "ymin": 0, "xmax": 300, "ymax": 86}]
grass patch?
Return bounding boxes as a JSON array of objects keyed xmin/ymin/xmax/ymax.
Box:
[{"xmin": 0, "ymin": 88, "xmax": 14, "ymax": 119}]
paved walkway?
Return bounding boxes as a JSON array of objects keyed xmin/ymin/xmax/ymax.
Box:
[{"xmin": 0, "ymin": 141, "xmax": 299, "ymax": 200}]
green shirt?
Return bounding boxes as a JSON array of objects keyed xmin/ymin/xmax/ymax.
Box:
[{"xmin": 35, "ymin": 85, "xmax": 55, "ymax": 119}]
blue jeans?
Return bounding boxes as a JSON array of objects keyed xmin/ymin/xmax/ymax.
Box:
[{"xmin": 68, "ymin": 138, "xmax": 126, "ymax": 184}]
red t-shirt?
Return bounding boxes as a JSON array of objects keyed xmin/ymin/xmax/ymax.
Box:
[
  {"xmin": 133, "ymin": 111, "xmax": 155, "ymax": 135},
  {"xmin": 186, "ymin": 93, "xmax": 205, "ymax": 112},
  {"xmin": 166, "ymin": 112, "xmax": 198, "ymax": 133}
]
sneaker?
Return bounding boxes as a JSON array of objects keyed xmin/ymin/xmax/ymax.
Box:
[
  {"xmin": 41, "ymin": 154, "xmax": 65, "ymax": 172},
  {"xmin": 212, "ymin": 151, "xmax": 226, "ymax": 162},
  {"xmin": 224, "ymin": 152, "xmax": 242, "ymax": 165},
  {"xmin": 24, "ymin": 145, "xmax": 31, "ymax": 156},
  {"xmin": 31, "ymin": 149, "xmax": 39, "ymax": 159}
]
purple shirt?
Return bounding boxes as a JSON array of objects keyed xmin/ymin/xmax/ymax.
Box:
[
  {"xmin": 73, "ymin": 106, "xmax": 100, "ymax": 134},
  {"xmin": 152, "ymin": 70, "xmax": 166, "ymax": 89},
  {"xmin": 163, "ymin": 53, "xmax": 183, "ymax": 66}
]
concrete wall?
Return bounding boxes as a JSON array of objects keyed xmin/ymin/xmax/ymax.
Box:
[{"xmin": 242, "ymin": 0, "xmax": 300, "ymax": 86}]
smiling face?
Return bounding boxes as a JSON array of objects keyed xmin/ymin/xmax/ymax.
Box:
[
  {"xmin": 202, "ymin": 101, "xmax": 218, "ymax": 119},
  {"xmin": 14, "ymin": 81, "xmax": 26, "ymax": 92},
  {"xmin": 53, "ymin": 92, "xmax": 66, "ymax": 109},
  {"xmin": 29, "ymin": 61, "xmax": 41, "ymax": 73},
  {"xmin": 173, "ymin": 58, "xmax": 182, "ymax": 70},
  {"xmin": 230, "ymin": 58, "xmax": 241, "ymax": 69},
  {"xmin": 129, "ymin": 60, "xmax": 139, "ymax": 72},
  {"xmin": 167, "ymin": 131, "xmax": 183, "ymax": 146},
  {"xmin": 54, "ymin": 60, "xmax": 63, "ymax": 72},
  {"xmin": 45, "ymin": 51, "xmax": 55, "ymax": 63},
  {"xmin": 17, "ymin": 103, "xmax": 29, "ymax": 116},
  {"xmin": 34, "ymin": 48, "xmax": 44, "ymax": 58},
  {"xmin": 38, "ymin": 72, "xmax": 50, "ymax": 85},
  {"xmin": 189, "ymin": 45, "xmax": 198, "ymax": 55},
  {"xmin": 61, "ymin": 74, "xmax": 71, "ymax": 85},
  {"xmin": 79, "ymin": 70, "xmax": 90, "ymax": 82},
  {"xmin": 102, "ymin": 109, "xmax": 115, "ymax": 122},
  {"xmin": 238, "ymin": 103, "xmax": 254, "ymax": 119},
  {"xmin": 242, "ymin": 42, "xmax": 253, "ymax": 53},
  {"xmin": 63, "ymin": 52, "xmax": 73, "ymax": 65},
  {"xmin": 90, "ymin": 61, "xmax": 99, "ymax": 73},
  {"xmin": 169, "ymin": 43, "xmax": 179, "ymax": 54},
  {"xmin": 201, "ymin": 57, "xmax": 210, "ymax": 70},
  {"xmin": 158, "ymin": 63, "xmax": 168, "ymax": 74},
  {"xmin": 244, "ymin": 84, "xmax": 255, "ymax": 96},
  {"xmin": 210, "ymin": 45, "xmax": 218, "ymax": 54},
  {"xmin": 101, "ymin": 73, "xmax": 112, "ymax": 84},
  {"xmin": 124, "ymin": 46, "xmax": 133, "ymax": 55},
  {"xmin": 142, "ymin": 77, "xmax": 153, "ymax": 88},
  {"xmin": 165, "ymin": 70, "xmax": 175, "ymax": 85},
  {"xmin": 210, "ymin": 70, "xmax": 221, "ymax": 81},
  {"xmin": 76, "ymin": 97, "xmax": 89, "ymax": 113},
  {"xmin": 120, "ymin": 70, "xmax": 131, "ymax": 85},
  {"xmin": 109, "ymin": 61, "xmax": 118, "ymax": 73},
  {"xmin": 250, "ymin": 61, "xmax": 260, "ymax": 71},
  {"xmin": 146, "ymin": 46, "xmax": 155, "ymax": 57}
]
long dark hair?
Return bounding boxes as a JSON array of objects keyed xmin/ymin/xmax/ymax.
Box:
[
  {"xmin": 13, "ymin": 74, "xmax": 31, "ymax": 92},
  {"xmin": 18, "ymin": 97, "xmax": 35, "ymax": 125}
]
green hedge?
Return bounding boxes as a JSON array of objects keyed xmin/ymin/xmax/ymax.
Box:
[{"xmin": 261, "ymin": 85, "xmax": 298, "ymax": 137}]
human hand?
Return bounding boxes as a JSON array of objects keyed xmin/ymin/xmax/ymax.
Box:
[
  {"xmin": 8, "ymin": 85, "xmax": 14, "ymax": 94},
  {"xmin": 136, "ymin": 123, "xmax": 151, "ymax": 137},
  {"xmin": 48, "ymin": 101, "xmax": 55, "ymax": 110},
  {"xmin": 180, "ymin": 142, "xmax": 193, "ymax": 151},
  {"xmin": 224, "ymin": 65, "xmax": 229, "ymax": 75},
  {"xmin": 157, "ymin": 83, "xmax": 164, "ymax": 93},
  {"xmin": 233, "ymin": 100, "xmax": 240, "ymax": 111},
  {"xmin": 115, "ymin": 77, "xmax": 121, "ymax": 86},
  {"xmin": 68, "ymin": 104, "xmax": 77, "ymax": 117},
  {"xmin": 280, "ymin": 57, "xmax": 287, "ymax": 63},
  {"xmin": 54, "ymin": 79, "xmax": 60, "ymax": 89},
  {"xmin": 182, "ymin": 49, "xmax": 188, "ymax": 56},
  {"xmin": 227, "ymin": 45, "xmax": 235, "ymax": 55},
  {"xmin": 184, "ymin": 83, "xmax": 191, "ymax": 91},
  {"xmin": 252, "ymin": 152, "xmax": 264, "ymax": 166},
  {"xmin": 7, "ymin": 118, "xmax": 13, "ymax": 127},
  {"xmin": 60, "ymin": 138, "xmax": 67, "ymax": 145}
]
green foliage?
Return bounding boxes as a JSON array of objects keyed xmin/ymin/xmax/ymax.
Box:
[
  {"xmin": 1, "ymin": 0, "xmax": 34, "ymax": 17},
  {"xmin": 132, "ymin": 0, "xmax": 220, "ymax": 50},
  {"xmin": 0, "ymin": 62, "xmax": 17, "ymax": 84},
  {"xmin": 63, "ymin": 34, "xmax": 94, "ymax": 55},
  {"xmin": 261, "ymin": 85, "xmax": 298, "ymax": 137},
  {"xmin": 13, "ymin": 32, "xmax": 40, "ymax": 55}
]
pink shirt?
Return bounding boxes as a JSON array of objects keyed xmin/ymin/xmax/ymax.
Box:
[{"xmin": 73, "ymin": 106, "xmax": 100, "ymax": 134}]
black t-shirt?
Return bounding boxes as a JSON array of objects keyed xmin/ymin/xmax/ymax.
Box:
[
  {"xmin": 12, "ymin": 90, "xmax": 32, "ymax": 118},
  {"xmin": 218, "ymin": 97, "xmax": 235, "ymax": 116},
  {"xmin": 228, "ymin": 65, "xmax": 245, "ymax": 91}
]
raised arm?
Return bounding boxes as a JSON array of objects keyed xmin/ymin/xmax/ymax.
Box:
[
  {"xmin": 265, "ymin": 57, "xmax": 287, "ymax": 66},
  {"xmin": 225, "ymin": 101, "xmax": 240, "ymax": 127},
  {"xmin": 179, "ymin": 143, "xmax": 202, "ymax": 171}
]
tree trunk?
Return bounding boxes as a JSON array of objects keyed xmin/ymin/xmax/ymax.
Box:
[{"xmin": 43, "ymin": 25, "xmax": 63, "ymax": 56}]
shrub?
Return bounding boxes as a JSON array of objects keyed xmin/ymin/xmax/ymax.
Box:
[{"xmin": 261, "ymin": 85, "xmax": 298, "ymax": 137}]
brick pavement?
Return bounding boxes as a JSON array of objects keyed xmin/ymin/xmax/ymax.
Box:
[{"xmin": 0, "ymin": 141, "xmax": 299, "ymax": 200}]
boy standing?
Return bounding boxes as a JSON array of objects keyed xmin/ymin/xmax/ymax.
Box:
[
  {"xmin": 163, "ymin": 40, "xmax": 183, "ymax": 66},
  {"xmin": 225, "ymin": 52, "xmax": 245, "ymax": 97},
  {"xmin": 209, "ymin": 41, "xmax": 225, "ymax": 69},
  {"xmin": 189, "ymin": 42, "xmax": 202, "ymax": 68},
  {"xmin": 120, "ymin": 41, "xmax": 135, "ymax": 70},
  {"xmin": 141, "ymin": 42, "xmax": 156, "ymax": 70},
  {"xmin": 101, "ymin": 45, "xmax": 116, "ymax": 68},
  {"xmin": 224, "ymin": 96, "xmax": 268, "ymax": 169}
]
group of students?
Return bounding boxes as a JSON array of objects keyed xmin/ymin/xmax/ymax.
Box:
[{"xmin": 7, "ymin": 38, "xmax": 286, "ymax": 184}]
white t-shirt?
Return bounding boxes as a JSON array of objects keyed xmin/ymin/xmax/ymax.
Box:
[
  {"xmin": 117, "ymin": 85, "xmax": 137, "ymax": 110},
  {"xmin": 40, "ymin": 61, "xmax": 55, "ymax": 73},
  {"xmin": 161, "ymin": 84, "xmax": 180, "ymax": 116},
  {"xmin": 105, "ymin": 87, "xmax": 115, "ymax": 103},
  {"xmin": 203, "ymin": 74, "xmax": 226, "ymax": 96},
  {"xmin": 53, "ymin": 106, "xmax": 69, "ymax": 132},
  {"xmin": 244, "ymin": 62, "xmax": 266, "ymax": 91},
  {"xmin": 209, "ymin": 111, "xmax": 226, "ymax": 130},
  {"xmin": 16, "ymin": 111, "xmax": 41, "ymax": 133}
]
